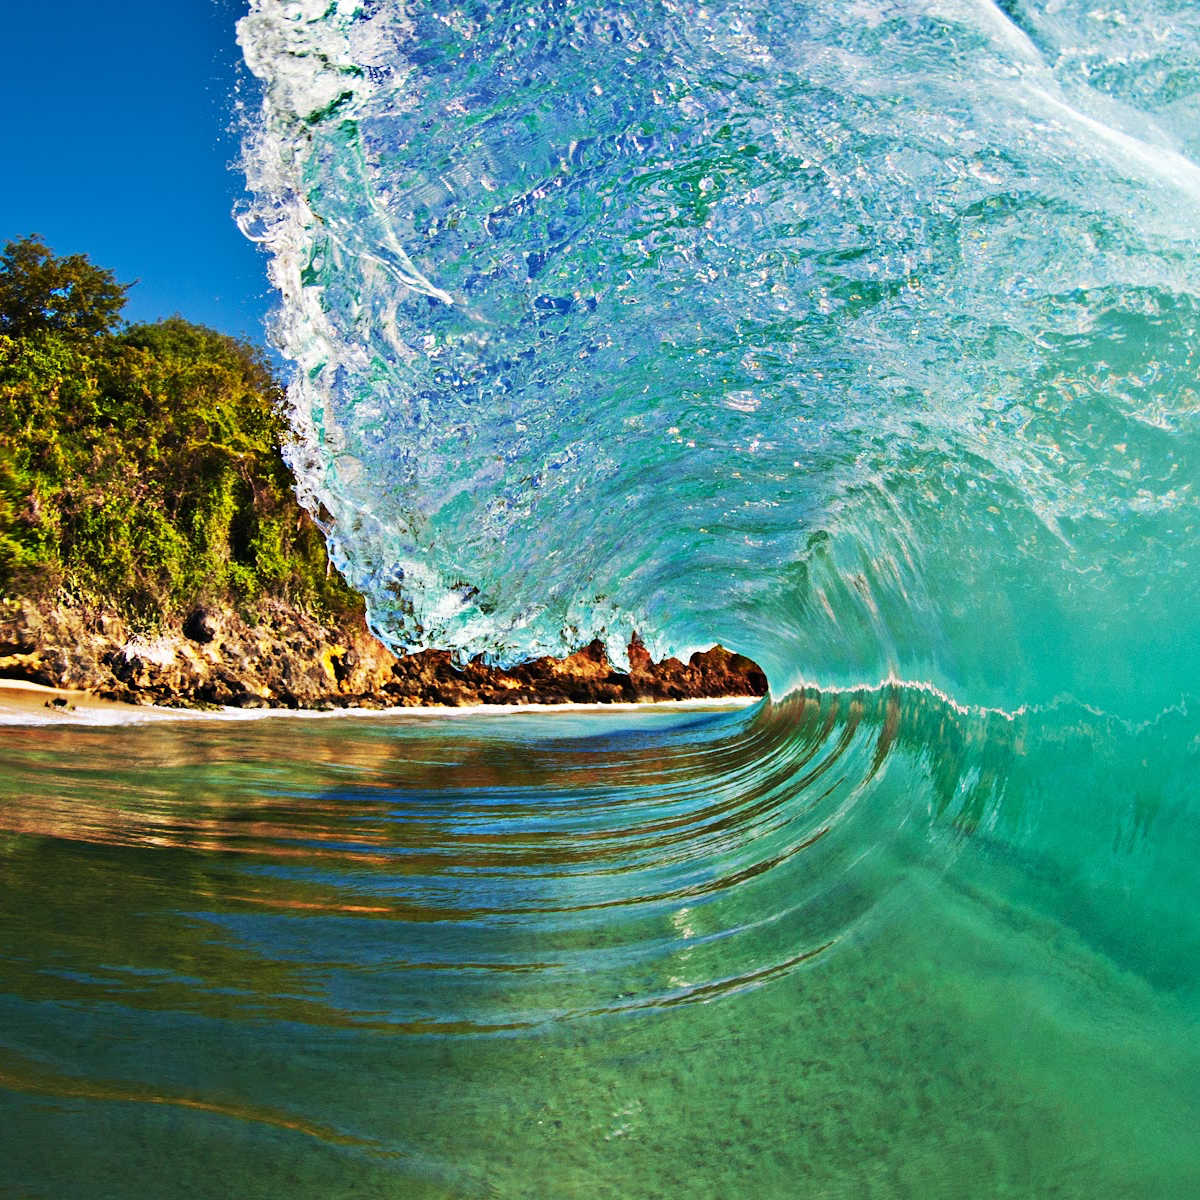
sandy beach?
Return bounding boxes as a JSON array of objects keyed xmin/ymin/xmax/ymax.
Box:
[
  {"xmin": 0, "ymin": 676, "xmax": 761, "ymax": 727},
  {"xmin": 0, "ymin": 679, "xmax": 192, "ymax": 725}
]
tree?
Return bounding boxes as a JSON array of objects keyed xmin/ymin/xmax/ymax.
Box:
[
  {"xmin": 0, "ymin": 235, "xmax": 130, "ymax": 338},
  {"xmin": 122, "ymin": 315, "xmax": 279, "ymax": 400}
]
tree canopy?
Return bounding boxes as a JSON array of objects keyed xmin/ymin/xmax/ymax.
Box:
[
  {"xmin": 0, "ymin": 239, "xmax": 359, "ymax": 623},
  {"xmin": 0, "ymin": 235, "xmax": 130, "ymax": 339}
]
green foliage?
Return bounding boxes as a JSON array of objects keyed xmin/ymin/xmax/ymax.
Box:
[
  {"xmin": 0, "ymin": 241, "xmax": 361, "ymax": 623},
  {"xmin": 0, "ymin": 235, "xmax": 130, "ymax": 339}
]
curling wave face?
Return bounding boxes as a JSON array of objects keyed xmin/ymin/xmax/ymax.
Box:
[{"xmin": 239, "ymin": 0, "xmax": 1200, "ymax": 721}]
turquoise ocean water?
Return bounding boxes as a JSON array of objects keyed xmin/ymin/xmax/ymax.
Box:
[{"xmin": 3, "ymin": 0, "xmax": 1200, "ymax": 1194}]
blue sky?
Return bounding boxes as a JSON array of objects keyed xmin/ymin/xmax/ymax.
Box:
[{"xmin": 2, "ymin": 0, "xmax": 271, "ymax": 341}]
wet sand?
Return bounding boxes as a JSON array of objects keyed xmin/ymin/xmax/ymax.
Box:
[{"xmin": 0, "ymin": 680, "xmax": 188, "ymax": 725}]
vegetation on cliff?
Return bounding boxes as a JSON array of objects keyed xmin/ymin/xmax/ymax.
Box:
[{"xmin": 0, "ymin": 235, "xmax": 358, "ymax": 623}]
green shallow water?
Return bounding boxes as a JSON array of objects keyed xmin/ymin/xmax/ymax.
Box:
[{"xmin": 1, "ymin": 699, "xmax": 1196, "ymax": 1198}]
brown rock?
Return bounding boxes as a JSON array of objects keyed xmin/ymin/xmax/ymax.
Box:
[
  {"xmin": 183, "ymin": 607, "xmax": 220, "ymax": 644},
  {"xmin": 0, "ymin": 597, "xmax": 767, "ymax": 711}
]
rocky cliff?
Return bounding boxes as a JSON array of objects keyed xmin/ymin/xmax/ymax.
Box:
[{"xmin": 0, "ymin": 598, "xmax": 768, "ymax": 710}]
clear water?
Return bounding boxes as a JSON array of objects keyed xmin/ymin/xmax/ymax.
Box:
[
  {"xmin": 4, "ymin": 0, "xmax": 1200, "ymax": 1194},
  {"xmin": 1, "ymin": 700, "xmax": 1197, "ymax": 1197}
]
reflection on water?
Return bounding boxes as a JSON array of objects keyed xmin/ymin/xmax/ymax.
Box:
[{"xmin": 0, "ymin": 699, "xmax": 1198, "ymax": 1197}]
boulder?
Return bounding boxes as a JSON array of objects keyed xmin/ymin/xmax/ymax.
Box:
[{"xmin": 182, "ymin": 607, "xmax": 220, "ymax": 644}]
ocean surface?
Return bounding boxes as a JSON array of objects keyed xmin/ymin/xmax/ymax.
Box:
[{"xmin": 4, "ymin": 0, "xmax": 1200, "ymax": 1195}]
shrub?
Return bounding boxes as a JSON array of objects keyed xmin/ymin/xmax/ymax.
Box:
[{"xmin": 0, "ymin": 239, "xmax": 361, "ymax": 623}]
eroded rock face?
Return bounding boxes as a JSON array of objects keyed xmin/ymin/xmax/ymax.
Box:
[
  {"xmin": 0, "ymin": 599, "xmax": 768, "ymax": 710},
  {"xmin": 182, "ymin": 607, "xmax": 219, "ymax": 645}
]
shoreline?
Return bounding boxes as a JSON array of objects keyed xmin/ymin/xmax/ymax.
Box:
[{"xmin": 0, "ymin": 677, "xmax": 763, "ymax": 728}]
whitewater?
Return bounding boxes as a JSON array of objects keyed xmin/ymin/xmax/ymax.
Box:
[{"xmin": 0, "ymin": 1, "xmax": 1198, "ymax": 1196}]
